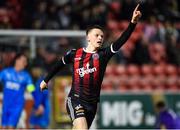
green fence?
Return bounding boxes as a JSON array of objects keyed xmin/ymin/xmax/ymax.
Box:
[{"xmin": 98, "ymin": 92, "xmax": 180, "ymax": 129}]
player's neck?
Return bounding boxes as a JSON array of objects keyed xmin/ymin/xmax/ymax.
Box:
[
  {"xmin": 86, "ymin": 44, "xmax": 97, "ymax": 53},
  {"xmin": 14, "ymin": 64, "xmax": 22, "ymax": 72}
]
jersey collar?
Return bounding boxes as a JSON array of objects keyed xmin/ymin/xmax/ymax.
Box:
[{"xmin": 83, "ymin": 48, "xmax": 97, "ymax": 53}]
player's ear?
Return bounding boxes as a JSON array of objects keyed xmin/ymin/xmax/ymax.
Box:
[{"xmin": 86, "ymin": 35, "xmax": 90, "ymax": 42}]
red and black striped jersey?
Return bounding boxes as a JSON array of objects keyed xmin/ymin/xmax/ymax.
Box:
[
  {"xmin": 63, "ymin": 46, "xmax": 116, "ymax": 102},
  {"xmin": 44, "ymin": 22, "xmax": 136, "ymax": 103}
]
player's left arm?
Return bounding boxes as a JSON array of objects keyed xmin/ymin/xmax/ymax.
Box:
[
  {"xmin": 26, "ymin": 73, "xmax": 35, "ymax": 93},
  {"xmin": 40, "ymin": 49, "xmax": 76, "ymax": 91},
  {"xmin": 111, "ymin": 4, "xmax": 142, "ymax": 52}
]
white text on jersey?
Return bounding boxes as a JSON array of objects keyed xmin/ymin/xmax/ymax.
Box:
[{"xmin": 76, "ymin": 63, "xmax": 97, "ymax": 77}]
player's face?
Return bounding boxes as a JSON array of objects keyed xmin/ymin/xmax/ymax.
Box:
[
  {"xmin": 87, "ymin": 28, "xmax": 104, "ymax": 49},
  {"xmin": 16, "ymin": 55, "xmax": 27, "ymax": 70}
]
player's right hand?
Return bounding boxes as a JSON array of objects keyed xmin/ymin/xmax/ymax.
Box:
[
  {"xmin": 34, "ymin": 105, "xmax": 44, "ymax": 116},
  {"xmin": 40, "ymin": 80, "xmax": 48, "ymax": 91},
  {"xmin": 131, "ymin": 4, "xmax": 142, "ymax": 24}
]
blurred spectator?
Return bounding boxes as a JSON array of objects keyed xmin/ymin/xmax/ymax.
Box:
[
  {"xmin": 0, "ymin": 0, "xmax": 178, "ymax": 31},
  {"xmin": 46, "ymin": 3, "xmax": 59, "ymax": 29},
  {"xmin": 57, "ymin": 4, "xmax": 72, "ymax": 29},
  {"xmin": 90, "ymin": 2, "xmax": 107, "ymax": 27},
  {"xmin": 130, "ymin": 39, "xmax": 150, "ymax": 65},
  {"xmin": 32, "ymin": 1, "xmax": 48, "ymax": 29},
  {"xmin": 0, "ymin": 53, "xmax": 35, "ymax": 129},
  {"xmin": 108, "ymin": 1, "xmax": 121, "ymax": 21},
  {"xmin": 0, "ymin": 8, "xmax": 11, "ymax": 28},
  {"xmin": 164, "ymin": 20, "xmax": 180, "ymax": 65},
  {"xmin": 29, "ymin": 68, "xmax": 50, "ymax": 129},
  {"xmin": 41, "ymin": 46, "xmax": 58, "ymax": 71},
  {"xmin": 143, "ymin": 15, "xmax": 158, "ymax": 43},
  {"xmin": 155, "ymin": 100, "xmax": 180, "ymax": 129},
  {"xmin": 148, "ymin": 42, "xmax": 167, "ymax": 64}
]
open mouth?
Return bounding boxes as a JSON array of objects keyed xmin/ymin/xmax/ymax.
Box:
[{"xmin": 97, "ymin": 41, "xmax": 102, "ymax": 45}]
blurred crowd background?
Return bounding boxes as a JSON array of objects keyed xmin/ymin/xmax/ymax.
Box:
[{"xmin": 0, "ymin": 0, "xmax": 180, "ymax": 92}]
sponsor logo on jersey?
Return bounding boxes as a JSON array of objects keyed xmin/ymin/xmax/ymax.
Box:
[
  {"xmin": 76, "ymin": 63, "xmax": 97, "ymax": 77},
  {"xmin": 6, "ymin": 81, "xmax": 20, "ymax": 90}
]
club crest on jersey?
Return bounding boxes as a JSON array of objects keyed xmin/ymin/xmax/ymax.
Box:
[
  {"xmin": 76, "ymin": 63, "xmax": 97, "ymax": 77},
  {"xmin": 92, "ymin": 53, "xmax": 99, "ymax": 60}
]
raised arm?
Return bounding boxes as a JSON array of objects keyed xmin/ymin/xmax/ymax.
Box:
[{"xmin": 112, "ymin": 4, "xmax": 142, "ymax": 52}]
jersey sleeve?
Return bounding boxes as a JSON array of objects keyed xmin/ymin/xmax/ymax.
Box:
[
  {"xmin": 44, "ymin": 49, "xmax": 76, "ymax": 83},
  {"xmin": 101, "ymin": 44, "xmax": 117, "ymax": 61},
  {"xmin": 25, "ymin": 72, "xmax": 35, "ymax": 92},
  {"xmin": 102, "ymin": 22, "xmax": 136, "ymax": 60},
  {"xmin": 112, "ymin": 22, "xmax": 136, "ymax": 51},
  {"xmin": 62, "ymin": 49, "xmax": 76, "ymax": 64}
]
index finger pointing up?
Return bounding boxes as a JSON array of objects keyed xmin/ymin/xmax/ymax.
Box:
[{"xmin": 134, "ymin": 4, "xmax": 140, "ymax": 11}]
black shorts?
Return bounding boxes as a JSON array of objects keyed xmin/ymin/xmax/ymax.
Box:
[{"xmin": 66, "ymin": 97, "xmax": 97, "ymax": 128}]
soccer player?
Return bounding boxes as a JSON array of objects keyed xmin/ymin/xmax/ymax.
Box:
[
  {"xmin": 0, "ymin": 53, "xmax": 35, "ymax": 129},
  {"xmin": 40, "ymin": 4, "xmax": 142, "ymax": 130},
  {"xmin": 29, "ymin": 76, "xmax": 50, "ymax": 128},
  {"xmin": 155, "ymin": 100, "xmax": 180, "ymax": 129}
]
